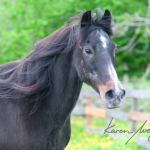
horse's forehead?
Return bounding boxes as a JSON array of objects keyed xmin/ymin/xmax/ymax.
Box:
[
  {"xmin": 89, "ymin": 29, "xmax": 111, "ymax": 43},
  {"xmin": 92, "ymin": 29, "xmax": 114, "ymax": 48},
  {"xmin": 96, "ymin": 30, "xmax": 110, "ymax": 41}
]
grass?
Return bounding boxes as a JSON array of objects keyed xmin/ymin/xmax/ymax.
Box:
[{"xmin": 65, "ymin": 116, "xmax": 149, "ymax": 150}]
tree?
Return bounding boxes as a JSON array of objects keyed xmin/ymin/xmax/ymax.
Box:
[{"xmin": 113, "ymin": 0, "xmax": 150, "ymax": 78}]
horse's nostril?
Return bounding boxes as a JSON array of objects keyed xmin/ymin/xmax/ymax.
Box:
[
  {"xmin": 120, "ymin": 89, "xmax": 126, "ymax": 99},
  {"xmin": 105, "ymin": 89, "xmax": 126, "ymax": 101},
  {"xmin": 105, "ymin": 89, "xmax": 115, "ymax": 101}
]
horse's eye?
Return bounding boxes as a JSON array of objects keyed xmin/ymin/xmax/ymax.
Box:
[{"xmin": 85, "ymin": 49, "xmax": 92, "ymax": 54}]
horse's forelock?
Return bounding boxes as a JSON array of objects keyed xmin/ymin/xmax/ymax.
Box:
[{"xmin": 67, "ymin": 8, "xmax": 113, "ymax": 37}]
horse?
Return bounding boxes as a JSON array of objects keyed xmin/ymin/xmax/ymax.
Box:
[{"xmin": 0, "ymin": 8, "xmax": 126, "ymax": 150}]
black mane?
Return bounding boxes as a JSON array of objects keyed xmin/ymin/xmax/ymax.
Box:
[{"xmin": 0, "ymin": 9, "xmax": 113, "ymax": 112}]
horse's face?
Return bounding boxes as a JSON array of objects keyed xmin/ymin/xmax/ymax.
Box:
[{"xmin": 74, "ymin": 10, "xmax": 126, "ymax": 109}]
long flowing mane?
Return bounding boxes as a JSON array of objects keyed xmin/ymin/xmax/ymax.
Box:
[{"xmin": 0, "ymin": 9, "xmax": 113, "ymax": 112}]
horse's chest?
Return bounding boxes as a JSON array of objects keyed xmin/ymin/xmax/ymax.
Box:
[{"xmin": 46, "ymin": 118, "xmax": 71, "ymax": 150}]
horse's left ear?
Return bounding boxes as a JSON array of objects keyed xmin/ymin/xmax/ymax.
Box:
[
  {"xmin": 81, "ymin": 10, "xmax": 91, "ymax": 28},
  {"xmin": 103, "ymin": 9, "xmax": 111, "ymax": 20}
]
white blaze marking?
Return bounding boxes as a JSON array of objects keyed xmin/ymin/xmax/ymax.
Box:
[
  {"xmin": 100, "ymin": 35, "xmax": 107, "ymax": 48},
  {"xmin": 108, "ymin": 64, "xmax": 119, "ymax": 91}
]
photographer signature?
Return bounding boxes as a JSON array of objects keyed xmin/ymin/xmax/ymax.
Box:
[{"xmin": 104, "ymin": 118, "xmax": 150, "ymax": 145}]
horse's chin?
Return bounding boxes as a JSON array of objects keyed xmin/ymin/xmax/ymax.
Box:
[
  {"xmin": 104, "ymin": 102, "xmax": 121, "ymax": 109},
  {"xmin": 99, "ymin": 93, "xmax": 121, "ymax": 109}
]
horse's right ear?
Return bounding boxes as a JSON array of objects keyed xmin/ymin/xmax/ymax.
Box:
[{"xmin": 81, "ymin": 10, "xmax": 91, "ymax": 28}]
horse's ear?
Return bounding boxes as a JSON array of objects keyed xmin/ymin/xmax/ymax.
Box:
[
  {"xmin": 103, "ymin": 9, "xmax": 111, "ymax": 20},
  {"xmin": 81, "ymin": 10, "xmax": 91, "ymax": 28}
]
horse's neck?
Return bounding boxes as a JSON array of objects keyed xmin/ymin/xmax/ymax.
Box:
[{"xmin": 45, "ymin": 52, "xmax": 82, "ymax": 123}]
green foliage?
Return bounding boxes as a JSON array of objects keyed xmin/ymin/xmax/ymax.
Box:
[{"xmin": 0, "ymin": 0, "xmax": 149, "ymax": 78}]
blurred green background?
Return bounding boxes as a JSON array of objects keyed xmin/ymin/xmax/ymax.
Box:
[
  {"xmin": 0, "ymin": 0, "xmax": 149, "ymax": 79},
  {"xmin": 0, "ymin": 0, "xmax": 150, "ymax": 150}
]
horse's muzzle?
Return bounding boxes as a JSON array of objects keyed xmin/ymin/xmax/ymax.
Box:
[{"xmin": 104, "ymin": 88, "xmax": 126, "ymax": 108}]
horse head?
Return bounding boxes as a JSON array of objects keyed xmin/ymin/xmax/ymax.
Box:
[{"xmin": 74, "ymin": 9, "xmax": 126, "ymax": 108}]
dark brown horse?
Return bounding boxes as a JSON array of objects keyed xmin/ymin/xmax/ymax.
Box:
[{"xmin": 0, "ymin": 9, "xmax": 125, "ymax": 150}]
